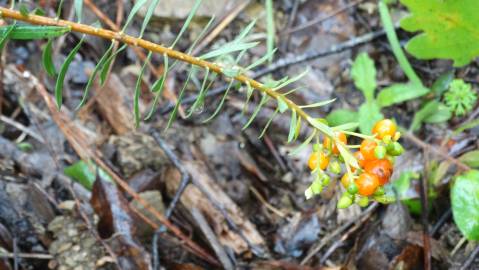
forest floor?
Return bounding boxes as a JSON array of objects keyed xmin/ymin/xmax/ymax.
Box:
[{"xmin": 0, "ymin": 0, "xmax": 478, "ymax": 269}]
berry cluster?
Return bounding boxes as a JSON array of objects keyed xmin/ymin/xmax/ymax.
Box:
[{"xmin": 305, "ymin": 119, "xmax": 404, "ymax": 208}]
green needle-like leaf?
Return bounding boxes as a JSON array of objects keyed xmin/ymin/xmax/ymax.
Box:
[
  {"xmin": 134, "ymin": 52, "xmax": 152, "ymax": 127},
  {"xmin": 42, "ymin": 39, "xmax": 56, "ymax": 76},
  {"xmin": 55, "ymin": 36, "xmax": 85, "ymax": 109},
  {"xmin": 287, "ymin": 110, "xmax": 297, "ymax": 143},
  {"xmin": 166, "ymin": 67, "xmax": 195, "ymax": 130},
  {"xmin": 242, "ymin": 93, "xmax": 269, "ymax": 130}
]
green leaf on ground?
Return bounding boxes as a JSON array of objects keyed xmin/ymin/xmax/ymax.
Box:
[
  {"xmin": 451, "ymin": 170, "xmax": 479, "ymax": 240},
  {"xmin": 351, "ymin": 52, "xmax": 376, "ymax": 102},
  {"xmin": 377, "ymin": 82, "xmax": 429, "ymax": 108},
  {"xmin": 358, "ymin": 102, "xmax": 383, "ymax": 134},
  {"xmin": 400, "ymin": 0, "xmax": 479, "ymax": 66},
  {"xmin": 326, "ymin": 109, "xmax": 359, "ymax": 128}
]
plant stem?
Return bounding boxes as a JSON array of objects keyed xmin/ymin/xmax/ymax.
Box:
[
  {"xmin": 0, "ymin": 7, "xmax": 331, "ymax": 135},
  {"xmin": 378, "ymin": 1, "xmax": 422, "ymax": 86}
]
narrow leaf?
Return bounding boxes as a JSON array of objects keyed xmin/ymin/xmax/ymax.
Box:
[
  {"xmin": 0, "ymin": 25, "xmax": 70, "ymax": 40},
  {"xmin": 187, "ymin": 68, "xmax": 211, "ymax": 117},
  {"xmin": 42, "ymin": 39, "xmax": 56, "ymax": 76},
  {"xmin": 200, "ymin": 42, "xmax": 259, "ymax": 60},
  {"xmin": 55, "ymin": 36, "xmax": 85, "ymax": 109},
  {"xmin": 287, "ymin": 110, "xmax": 297, "ymax": 143},
  {"xmin": 166, "ymin": 67, "xmax": 195, "ymax": 130},
  {"xmin": 74, "ymin": 0, "xmax": 83, "ymax": 22},
  {"xmin": 171, "ymin": 0, "xmax": 202, "ymax": 48},
  {"xmin": 459, "ymin": 151, "xmax": 479, "ymax": 168},
  {"xmin": 289, "ymin": 130, "xmax": 316, "ymax": 156},
  {"xmin": 245, "ymin": 48, "xmax": 277, "ymax": 70},
  {"xmin": 242, "ymin": 94, "xmax": 269, "ymax": 130},
  {"xmin": 134, "ymin": 52, "xmax": 152, "ymax": 127},
  {"xmin": 0, "ymin": 24, "xmax": 16, "ymax": 51},
  {"xmin": 273, "ymin": 69, "xmax": 309, "ymax": 90},
  {"xmin": 122, "ymin": 0, "xmax": 149, "ymax": 32},
  {"xmin": 332, "ymin": 122, "xmax": 359, "ymax": 131},
  {"xmin": 145, "ymin": 54, "xmax": 169, "ymax": 120},
  {"xmin": 203, "ymin": 80, "xmax": 235, "ymax": 123},
  {"xmin": 265, "ymin": 0, "xmax": 275, "ymax": 63},
  {"xmin": 242, "ymin": 82, "xmax": 254, "ymax": 114},
  {"xmin": 299, "ymin": 98, "xmax": 336, "ymax": 109},
  {"xmin": 139, "ymin": 0, "xmax": 161, "ymax": 38},
  {"xmin": 78, "ymin": 42, "xmax": 114, "ymax": 109},
  {"xmin": 276, "ymin": 96, "xmax": 288, "ymax": 113},
  {"xmin": 258, "ymin": 108, "xmax": 279, "ymax": 139},
  {"xmin": 100, "ymin": 44, "xmax": 126, "ymax": 85}
]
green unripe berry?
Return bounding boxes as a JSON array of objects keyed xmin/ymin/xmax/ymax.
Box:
[
  {"xmin": 374, "ymin": 145, "xmax": 387, "ymax": 159},
  {"xmin": 387, "ymin": 142, "xmax": 404, "ymax": 156},
  {"xmin": 382, "ymin": 135, "xmax": 392, "ymax": 145},
  {"xmin": 347, "ymin": 182, "xmax": 359, "ymax": 194},
  {"xmin": 337, "ymin": 194, "xmax": 353, "ymax": 208},
  {"xmin": 356, "ymin": 196, "xmax": 369, "ymax": 207},
  {"xmin": 328, "ymin": 161, "xmax": 341, "ymax": 174},
  {"xmin": 373, "ymin": 186, "xmax": 385, "ymax": 196},
  {"xmin": 321, "ymin": 174, "xmax": 331, "ymax": 186}
]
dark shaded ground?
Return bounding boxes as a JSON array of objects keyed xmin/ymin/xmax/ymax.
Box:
[{"xmin": 0, "ymin": 0, "xmax": 478, "ymax": 269}]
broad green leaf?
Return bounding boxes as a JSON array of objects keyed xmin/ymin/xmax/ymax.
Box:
[
  {"xmin": 423, "ymin": 102, "xmax": 451, "ymax": 123},
  {"xmin": 42, "ymin": 39, "xmax": 56, "ymax": 76},
  {"xmin": 351, "ymin": 52, "xmax": 376, "ymax": 102},
  {"xmin": 0, "ymin": 25, "xmax": 70, "ymax": 40},
  {"xmin": 431, "ymin": 70, "xmax": 454, "ymax": 96},
  {"xmin": 454, "ymin": 119, "xmax": 479, "ymax": 135},
  {"xmin": 326, "ymin": 109, "xmax": 359, "ymax": 127},
  {"xmin": 400, "ymin": 0, "xmax": 479, "ymax": 67},
  {"xmin": 451, "ymin": 170, "xmax": 479, "ymax": 240},
  {"xmin": 358, "ymin": 102, "xmax": 383, "ymax": 134},
  {"xmin": 377, "ymin": 82, "xmax": 429, "ymax": 108},
  {"xmin": 459, "ymin": 151, "xmax": 479, "ymax": 168},
  {"xmin": 410, "ymin": 100, "xmax": 450, "ymax": 131},
  {"xmin": 64, "ymin": 160, "xmax": 112, "ymax": 190},
  {"xmin": 55, "ymin": 36, "xmax": 85, "ymax": 109}
]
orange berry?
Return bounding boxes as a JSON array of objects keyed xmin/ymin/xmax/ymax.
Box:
[
  {"xmin": 323, "ymin": 132, "xmax": 347, "ymax": 155},
  {"xmin": 372, "ymin": 119, "xmax": 397, "ymax": 139},
  {"xmin": 355, "ymin": 173, "xmax": 379, "ymax": 196},
  {"xmin": 353, "ymin": 151, "xmax": 366, "ymax": 168},
  {"xmin": 360, "ymin": 139, "xmax": 378, "ymax": 161},
  {"xmin": 364, "ymin": 159, "xmax": 393, "ymax": 185},
  {"xmin": 308, "ymin": 152, "xmax": 330, "ymax": 171}
]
